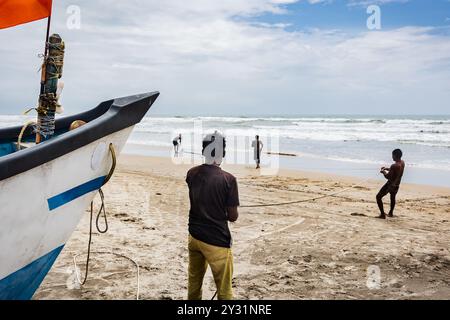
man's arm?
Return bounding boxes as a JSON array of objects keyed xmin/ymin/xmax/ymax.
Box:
[
  {"xmin": 227, "ymin": 207, "xmax": 239, "ymax": 222},
  {"xmin": 383, "ymin": 164, "xmax": 397, "ymax": 180},
  {"xmin": 226, "ymin": 176, "xmax": 240, "ymax": 222}
]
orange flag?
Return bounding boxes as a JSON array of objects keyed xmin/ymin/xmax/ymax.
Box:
[{"xmin": 0, "ymin": 0, "xmax": 52, "ymax": 29}]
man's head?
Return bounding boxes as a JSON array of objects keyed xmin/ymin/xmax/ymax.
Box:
[
  {"xmin": 392, "ymin": 149, "xmax": 403, "ymax": 161},
  {"xmin": 202, "ymin": 131, "xmax": 226, "ymax": 165},
  {"xmin": 255, "ymin": 135, "xmax": 259, "ymax": 140}
]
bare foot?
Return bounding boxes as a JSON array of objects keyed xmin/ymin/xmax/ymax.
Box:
[
  {"xmin": 388, "ymin": 214, "xmax": 394, "ymax": 218},
  {"xmin": 376, "ymin": 214, "xmax": 386, "ymax": 219}
]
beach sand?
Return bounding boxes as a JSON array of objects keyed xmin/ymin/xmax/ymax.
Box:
[{"xmin": 34, "ymin": 154, "xmax": 450, "ymax": 300}]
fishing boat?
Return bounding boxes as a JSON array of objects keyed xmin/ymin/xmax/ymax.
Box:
[
  {"xmin": 0, "ymin": 92, "xmax": 159, "ymax": 300},
  {"xmin": 0, "ymin": 0, "xmax": 160, "ymax": 299}
]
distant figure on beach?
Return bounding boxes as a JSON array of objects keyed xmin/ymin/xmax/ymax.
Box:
[
  {"xmin": 251, "ymin": 135, "xmax": 263, "ymax": 169},
  {"xmin": 173, "ymin": 133, "xmax": 182, "ymax": 154},
  {"xmin": 376, "ymin": 149, "xmax": 405, "ymax": 219},
  {"xmin": 185, "ymin": 132, "xmax": 240, "ymax": 300}
]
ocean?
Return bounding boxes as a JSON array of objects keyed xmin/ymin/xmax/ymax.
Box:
[{"xmin": 2, "ymin": 115, "xmax": 450, "ymax": 187}]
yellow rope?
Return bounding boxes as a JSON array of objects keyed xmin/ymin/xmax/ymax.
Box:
[
  {"xmin": 72, "ymin": 143, "xmax": 141, "ymax": 300},
  {"xmin": 103, "ymin": 143, "xmax": 117, "ymax": 185},
  {"xmin": 17, "ymin": 120, "xmax": 36, "ymax": 151}
]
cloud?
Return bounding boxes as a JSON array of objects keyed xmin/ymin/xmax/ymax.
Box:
[
  {"xmin": 347, "ymin": 0, "xmax": 410, "ymax": 6},
  {"xmin": 0, "ymin": 0, "xmax": 449, "ymax": 115}
]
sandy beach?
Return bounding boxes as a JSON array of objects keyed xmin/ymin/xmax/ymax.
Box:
[{"xmin": 34, "ymin": 154, "xmax": 450, "ymax": 300}]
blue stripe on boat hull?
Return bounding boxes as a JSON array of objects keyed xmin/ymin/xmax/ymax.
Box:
[
  {"xmin": 0, "ymin": 246, "xmax": 64, "ymax": 300},
  {"xmin": 47, "ymin": 176, "xmax": 106, "ymax": 211}
]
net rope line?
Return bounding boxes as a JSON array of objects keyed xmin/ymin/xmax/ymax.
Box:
[
  {"xmin": 72, "ymin": 144, "xmax": 140, "ymax": 300},
  {"xmin": 239, "ymin": 179, "xmax": 450, "ymax": 208},
  {"xmin": 240, "ymin": 186, "xmax": 356, "ymax": 208}
]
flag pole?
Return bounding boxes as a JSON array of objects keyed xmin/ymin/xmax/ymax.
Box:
[
  {"xmin": 36, "ymin": 13, "xmax": 52, "ymax": 144},
  {"xmin": 44, "ymin": 15, "xmax": 51, "ymax": 57},
  {"xmin": 40, "ymin": 15, "xmax": 51, "ymax": 94}
]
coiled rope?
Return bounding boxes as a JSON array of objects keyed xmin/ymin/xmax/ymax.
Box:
[{"xmin": 73, "ymin": 143, "xmax": 141, "ymax": 300}]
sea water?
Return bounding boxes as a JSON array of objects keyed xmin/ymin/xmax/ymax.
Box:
[{"xmin": 2, "ymin": 115, "xmax": 449, "ymax": 187}]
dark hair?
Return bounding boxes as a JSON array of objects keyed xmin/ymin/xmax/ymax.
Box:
[
  {"xmin": 392, "ymin": 149, "xmax": 403, "ymax": 160},
  {"xmin": 202, "ymin": 132, "xmax": 226, "ymax": 158}
]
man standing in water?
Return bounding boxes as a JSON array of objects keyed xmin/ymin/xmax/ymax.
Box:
[
  {"xmin": 252, "ymin": 135, "xmax": 263, "ymax": 169},
  {"xmin": 186, "ymin": 132, "xmax": 240, "ymax": 300},
  {"xmin": 376, "ymin": 149, "xmax": 405, "ymax": 219}
]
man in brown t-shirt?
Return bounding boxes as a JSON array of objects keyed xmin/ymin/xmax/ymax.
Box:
[{"xmin": 186, "ymin": 132, "xmax": 239, "ymax": 300}]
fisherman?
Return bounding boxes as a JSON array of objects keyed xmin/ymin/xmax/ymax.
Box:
[
  {"xmin": 185, "ymin": 132, "xmax": 240, "ymax": 300},
  {"xmin": 376, "ymin": 149, "xmax": 405, "ymax": 219},
  {"xmin": 251, "ymin": 135, "xmax": 263, "ymax": 169},
  {"xmin": 173, "ymin": 133, "xmax": 182, "ymax": 154}
]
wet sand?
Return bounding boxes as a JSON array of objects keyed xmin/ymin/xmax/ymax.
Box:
[{"xmin": 35, "ymin": 154, "xmax": 450, "ymax": 300}]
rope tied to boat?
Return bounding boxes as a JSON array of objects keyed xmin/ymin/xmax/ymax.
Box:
[
  {"xmin": 73, "ymin": 143, "xmax": 141, "ymax": 300},
  {"xmin": 43, "ymin": 41, "xmax": 65, "ymax": 81},
  {"xmin": 16, "ymin": 120, "xmax": 37, "ymax": 151},
  {"xmin": 35, "ymin": 35, "xmax": 65, "ymax": 142}
]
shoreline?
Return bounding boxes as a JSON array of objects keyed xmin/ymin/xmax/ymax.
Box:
[
  {"xmin": 123, "ymin": 143, "xmax": 450, "ymax": 190},
  {"xmin": 120, "ymin": 153, "xmax": 450, "ymax": 194}
]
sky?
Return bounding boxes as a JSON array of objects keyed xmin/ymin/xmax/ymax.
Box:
[{"xmin": 1, "ymin": 0, "xmax": 450, "ymax": 116}]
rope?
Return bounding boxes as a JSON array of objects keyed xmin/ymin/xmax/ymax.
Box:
[
  {"xmin": 103, "ymin": 143, "xmax": 117, "ymax": 185},
  {"xmin": 36, "ymin": 38, "xmax": 65, "ymax": 141},
  {"xmin": 40, "ymin": 40, "xmax": 65, "ymax": 81},
  {"xmin": 45, "ymin": 42, "xmax": 65, "ymax": 80},
  {"xmin": 37, "ymin": 112, "xmax": 56, "ymax": 139},
  {"xmin": 184, "ymin": 150, "xmax": 203, "ymax": 156},
  {"xmin": 95, "ymin": 189, "xmax": 108, "ymax": 234},
  {"xmin": 72, "ymin": 143, "xmax": 141, "ymax": 300},
  {"xmin": 17, "ymin": 120, "xmax": 36, "ymax": 151},
  {"xmin": 240, "ymin": 186, "xmax": 354, "ymax": 208},
  {"xmin": 73, "ymin": 250, "xmax": 140, "ymax": 300},
  {"xmin": 74, "ymin": 202, "xmax": 94, "ymax": 286},
  {"xmin": 239, "ymin": 177, "xmax": 450, "ymax": 208}
]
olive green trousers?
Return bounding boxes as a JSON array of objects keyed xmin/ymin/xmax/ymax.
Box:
[{"xmin": 188, "ymin": 235, "xmax": 233, "ymax": 300}]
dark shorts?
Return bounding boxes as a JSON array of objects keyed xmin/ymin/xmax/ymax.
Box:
[
  {"xmin": 378, "ymin": 182, "xmax": 399, "ymax": 197},
  {"xmin": 173, "ymin": 141, "xmax": 178, "ymax": 147}
]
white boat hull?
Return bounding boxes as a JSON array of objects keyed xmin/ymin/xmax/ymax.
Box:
[{"xmin": 0, "ymin": 127, "xmax": 133, "ymax": 299}]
